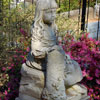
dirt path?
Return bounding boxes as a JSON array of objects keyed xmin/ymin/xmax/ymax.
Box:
[
  {"xmin": 88, "ymin": 17, "xmax": 98, "ymax": 23},
  {"xmin": 67, "ymin": 7, "xmax": 99, "ymax": 23}
]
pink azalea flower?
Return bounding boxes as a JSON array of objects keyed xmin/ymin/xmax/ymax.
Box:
[
  {"xmin": 26, "ymin": 47, "xmax": 30, "ymax": 52},
  {"xmin": 4, "ymin": 90, "xmax": 8, "ymax": 95},
  {"xmin": 96, "ymin": 79, "xmax": 100, "ymax": 85},
  {"xmin": 13, "ymin": 55, "xmax": 17, "ymax": 58},
  {"xmin": 20, "ymin": 55, "xmax": 24, "ymax": 58},
  {"xmin": 11, "ymin": 64, "xmax": 14, "ymax": 67},
  {"xmin": 86, "ymin": 75, "xmax": 93, "ymax": 80},
  {"xmin": 89, "ymin": 88, "xmax": 93, "ymax": 93},
  {"xmin": 8, "ymin": 88, "xmax": 10, "ymax": 91},
  {"xmin": 82, "ymin": 70, "xmax": 87, "ymax": 77},
  {"xmin": 8, "ymin": 67, "xmax": 12, "ymax": 70},
  {"xmin": 20, "ymin": 28, "xmax": 27, "ymax": 37},
  {"xmin": 95, "ymin": 69, "xmax": 100, "ymax": 78},
  {"xmin": 95, "ymin": 41, "xmax": 99, "ymax": 45},
  {"xmin": 2, "ymin": 67, "xmax": 6, "ymax": 71}
]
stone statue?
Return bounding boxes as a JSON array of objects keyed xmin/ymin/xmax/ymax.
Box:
[{"xmin": 16, "ymin": 0, "xmax": 89, "ymax": 100}]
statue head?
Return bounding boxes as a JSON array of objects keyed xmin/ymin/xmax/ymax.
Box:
[
  {"xmin": 34, "ymin": 0, "xmax": 58, "ymax": 26},
  {"xmin": 31, "ymin": 0, "xmax": 58, "ymax": 57}
]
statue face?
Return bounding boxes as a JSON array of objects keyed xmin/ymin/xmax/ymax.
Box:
[{"xmin": 43, "ymin": 8, "xmax": 56, "ymax": 25}]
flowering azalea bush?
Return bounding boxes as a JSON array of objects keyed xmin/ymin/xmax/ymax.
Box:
[
  {"xmin": 0, "ymin": 29, "xmax": 30, "ymax": 100},
  {"xmin": 0, "ymin": 48, "xmax": 27, "ymax": 100},
  {"xmin": 62, "ymin": 33, "xmax": 100, "ymax": 100},
  {"xmin": 0, "ymin": 30, "xmax": 100, "ymax": 100}
]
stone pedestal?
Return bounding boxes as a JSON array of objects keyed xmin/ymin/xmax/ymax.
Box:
[{"xmin": 16, "ymin": 63, "xmax": 89, "ymax": 100}]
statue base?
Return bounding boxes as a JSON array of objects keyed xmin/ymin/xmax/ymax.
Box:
[{"xmin": 15, "ymin": 63, "xmax": 89, "ymax": 100}]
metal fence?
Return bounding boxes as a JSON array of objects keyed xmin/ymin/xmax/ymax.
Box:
[
  {"xmin": 0, "ymin": 0, "xmax": 100, "ymax": 47},
  {"xmin": 58, "ymin": 0, "xmax": 100, "ymax": 40}
]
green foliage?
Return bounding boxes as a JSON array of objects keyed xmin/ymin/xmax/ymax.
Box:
[
  {"xmin": 57, "ymin": 0, "xmax": 100, "ymax": 12},
  {"xmin": 56, "ymin": 14, "xmax": 81, "ymax": 39},
  {"xmin": 0, "ymin": 35, "xmax": 7, "ymax": 60},
  {"xmin": 56, "ymin": 0, "xmax": 79, "ymax": 12},
  {"xmin": 90, "ymin": 0, "xmax": 100, "ymax": 7},
  {"xmin": 1, "ymin": 2, "xmax": 35, "ymax": 42}
]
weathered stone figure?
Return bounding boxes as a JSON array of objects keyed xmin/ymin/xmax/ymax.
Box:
[{"xmin": 16, "ymin": 0, "xmax": 89, "ymax": 100}]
